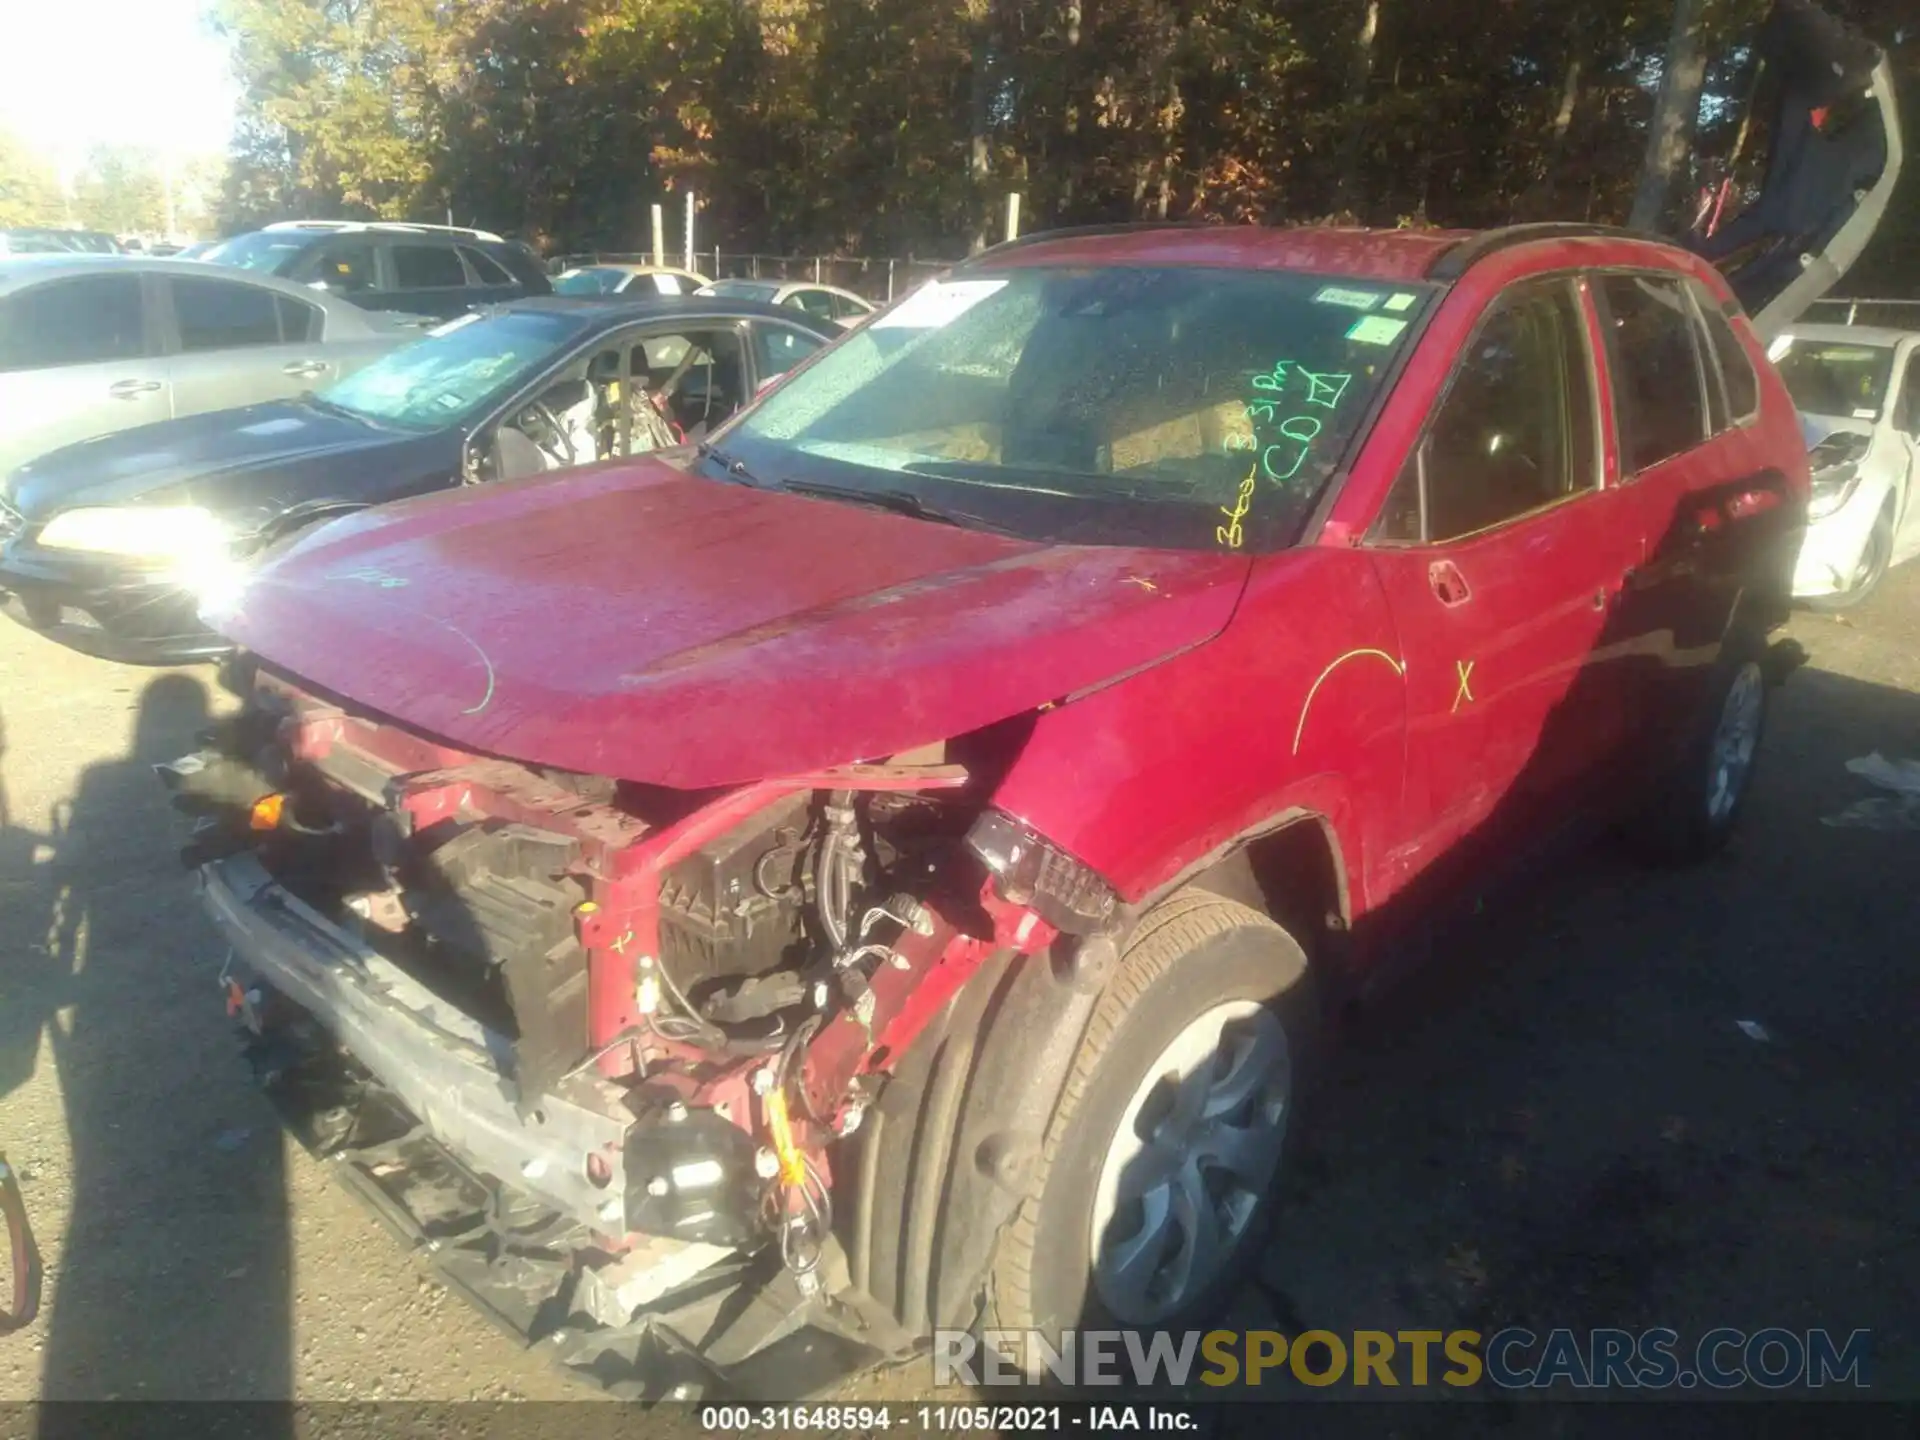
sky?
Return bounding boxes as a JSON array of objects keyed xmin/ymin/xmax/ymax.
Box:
[{"xmin": 0, "ymin": 0, "xmax": 238, "ymax": 174}]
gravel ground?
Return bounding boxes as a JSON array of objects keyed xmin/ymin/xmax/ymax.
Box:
[{"xmin": 1, "ymin": 570, "xmax": 1916, "ymax": 1409}]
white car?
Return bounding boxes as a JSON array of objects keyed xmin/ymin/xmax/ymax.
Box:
[
  {"xmin": 694, "ymin": 277, "xmax": 875, "ymax": 329},
  {"xmin": 1771, "ymin": 324, "xmax": 1920, "ymax": 608}
]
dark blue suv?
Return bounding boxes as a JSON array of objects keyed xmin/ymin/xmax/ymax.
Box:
[{"xmin": 204, "ymin": 221, "xmax": 552, "ymax": 320}]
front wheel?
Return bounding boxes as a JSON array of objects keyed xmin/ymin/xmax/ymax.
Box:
[
  {"xmin": 988, "ymin": 892, "xmax": 1317, "ymax": 1344},
  {"xmin": 1806, "ymin": 502, "xmax": 1894, "ymax": 612}
]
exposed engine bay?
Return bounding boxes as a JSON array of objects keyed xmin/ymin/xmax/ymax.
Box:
[{"xmin": 161, "ymin": 669, "xmax": 1117, "ymax": 1394}]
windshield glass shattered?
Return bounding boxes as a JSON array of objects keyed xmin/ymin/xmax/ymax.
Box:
[
  {"xmin": 1775, "ymin": 339, "xmax": 1898, "ymax": 420},
  {"xmin": 317, "ymin": 310, "xmax": 590, "ymax": 430},
  {"xmin": 720, "ymin": 266, "xmax": 1433, "ymax": 550}
]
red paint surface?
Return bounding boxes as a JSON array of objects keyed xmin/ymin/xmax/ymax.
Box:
[
  {"xmin": 214, "ymin": 462, "xmax": 1249, "ymax": 790},
  {"xmin": 223, "ymin": 226, "xmax": 1811, "ymax": 1077}
]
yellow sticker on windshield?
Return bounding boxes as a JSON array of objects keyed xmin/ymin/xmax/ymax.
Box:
[{"xmin": 1348, "ymin": 316, "xmax": 1409, "ymax": 346}]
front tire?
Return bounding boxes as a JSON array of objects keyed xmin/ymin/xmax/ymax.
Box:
[
  {"xmin": 1806, "ymin": 502, "xmax": 1894, "ymax": 612},
  {"xmin": 989, "ymin": 891, "xmax": 1317, "ymax": 1343}
]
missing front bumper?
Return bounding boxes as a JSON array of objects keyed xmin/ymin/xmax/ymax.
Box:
[{"xmin": 197, "ymin": 854, "xmax": 916, "ymax": 1398}]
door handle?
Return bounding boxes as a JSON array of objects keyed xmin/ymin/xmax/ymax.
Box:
[
  {"xmin": 283, "ymin": 360, "xmax": 329, "ymax": 379},
  {"xmin": 107, "ymin": 379, "xmax": 161, "ymax": 399},
  {"xmin": 1428, "ymin": 559, "xmax": 1471, "ymax": 607}
]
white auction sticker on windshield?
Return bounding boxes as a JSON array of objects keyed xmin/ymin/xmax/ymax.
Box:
[
  {"xmin": 1383, "ymin": 292, "xmax": 1418, "ymax": 313},
  {"xmin": 872, "ymin": 279, "xmax": 1008, "ymax": 330},
  {"xmin": 1348, "ymin": 315, "xmax": 1409, "ymax": 346},
  {"xmin": 1314, "ymin": 286, "xmax": 1381, "ymax": 311}
]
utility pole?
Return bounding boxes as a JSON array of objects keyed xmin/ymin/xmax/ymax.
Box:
[{"xmin": 684, "ymin": 191, "xmax": 696, "ymax": 271}]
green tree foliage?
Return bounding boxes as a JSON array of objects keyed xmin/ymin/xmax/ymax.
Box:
[
  {"xmin": 211, "ymin": 0, "xmax": 1918, "ymax": 291},
  {"xmin": 0, "ymin": 132, "xmax": 63, "ymax": 228}
]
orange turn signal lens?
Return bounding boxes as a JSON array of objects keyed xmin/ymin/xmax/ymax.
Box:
[{"xmin": 248, "ymin": 793, "xmax": 286, "ymax": 831}]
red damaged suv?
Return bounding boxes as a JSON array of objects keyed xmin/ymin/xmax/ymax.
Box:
[{"xmin": 167, "ymin": 222, "xmax": 1812, "ymax": 1394}]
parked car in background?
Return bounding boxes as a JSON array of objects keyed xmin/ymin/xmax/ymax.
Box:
[
  {"xmin": 0, "ymin": 227, "xmax": 124, "ymax": 256},
  {"xmin": 696, "ymin": 276, "xmax": 875, "ymax": 328},
  {"xmin": 159, "ymin": 222, "xmax": 1818, "ymax": 1395},
  {"xmin": 552, "ymin": 264, "xmax": 710, "ymax": 298},
  {"xmin": 0, "ymin": 255, "xmax": 406, "ymax": 480},
  {"xmin": 202, "ymin": 221, "xmax": 552, "ymax": 320},
  {"xmin": 174, "ymin": 242, "xmax": 219, "ymax": 261},
  {"xmin": 0, "ymin": 294, "xmax": 837, "ymax": 662},
  {"xmin": 1770, "ymin": 324, "xmax": 1920, "ymax": 608}
]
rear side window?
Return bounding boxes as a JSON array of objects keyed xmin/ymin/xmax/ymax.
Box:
[
  {"xmin": 1688, "ymin": 282, "xmax": 1760, "ymax": 426},
  {"xmin": 458, "ymin": 245, "xmax": 514, "ymax": 286},
  {"xmin": 1380, "ymin": 280, "xmax": 1599, "ymax": 544},
  {"xmin": 171, "ymin": 276, "xmax": 288, "ymax": 351},
  {"xmin": 393, "ymin": 244, "xmax": 468, "ymax": 289},
  {"xmin": 829, "ymin": 292, "xmax": 868, "ymax": 320},
  {"xmin": 789, "ymin": 289, "xmax": 836, "ymax": 320},
  {"xmin": 0, "ymin": 275, "xmax": 146, "ymax": 371},
  {"xmin": 1596, "ymin": 274, "xmax": 1709, "ymax": 473}
]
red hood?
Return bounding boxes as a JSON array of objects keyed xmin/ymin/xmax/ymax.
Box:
[{"xmin": 209, "ymin": 459, "xmax": 1251, "ymax": 789}]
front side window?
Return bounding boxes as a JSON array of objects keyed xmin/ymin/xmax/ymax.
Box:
[
  {"xmin": 752, "ymin": 322, "xmax": 826, "ymax": 382},
  {"xmin": 1596, "ymin": 274, "xmax": 1709, "ymax": 473},
  {"xmin": 1773, "ymin": 338, "xmax": 1897, "ymax": 421},
  {"xmin": 317, "ymin": 310, "xmax": 590, "ymax": 430},
  {"xmin": 723, "ymin": 266, "xmax": 1435, "ymax": 549},
  {"xmin": 1380, "ymin": 281, "xmax": 1599, "ymax": 544},
  {"xmin": 169, "ymin": 276, "xmax": 285, "ymax": 351},
  {"xmin": 0, "ymin": 275, "xmax": 146, "ymax": 371},
  {"xmin": 392, "ymin": 244, "xmax": 468, "ymax": 290}
]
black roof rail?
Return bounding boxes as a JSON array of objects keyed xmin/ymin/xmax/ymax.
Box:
[{"xmin": 1426, "ymin": 223, "xmax": 1672, "ymax": 280}]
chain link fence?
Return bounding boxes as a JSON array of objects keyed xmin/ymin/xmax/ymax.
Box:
[{"xmin": 548, "ymin": 250, "xmax": 960, "ymax": 303}]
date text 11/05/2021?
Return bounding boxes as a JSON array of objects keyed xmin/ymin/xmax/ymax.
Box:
[{"xmin": 932, "ymin": 1327, "xmax": 1874, "ymax": 1391}]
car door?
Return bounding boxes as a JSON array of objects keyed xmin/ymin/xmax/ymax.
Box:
[
  {"xmin": 1366, "ymin": 275, "xmax": 1646, "ymax": 880},
  {"xmin": 1591, "ymin": 272, "xmax": 1798, "ymax": 770},
  {"xmin": 160, "ymin": 273, "xmax": 341, "ymax": 416},
  {"xmin": 0, "ymin": 271, "xmax": 169, "ymax": 475},
  {"xmin": 382, "ymin": 241, "xmax": 479, "ymax": 320}
]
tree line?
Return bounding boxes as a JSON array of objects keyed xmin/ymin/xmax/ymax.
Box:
[{"xmin": 158, "ymin": 1, "xmax": 1920, "ymax": 290}]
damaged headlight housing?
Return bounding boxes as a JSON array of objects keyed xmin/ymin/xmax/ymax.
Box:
[
  {"xmin": 967, "ymin": 810, "xmax": 1118, "ymax": 935},
  {"xmin": 1806, "ymin": 433, "xmax": 1871, "ymax": 522}
]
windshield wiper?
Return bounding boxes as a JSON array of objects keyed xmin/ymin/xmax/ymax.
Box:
[
  {"xmin": 777, "ymin": 478, "xmax": 1022, "ymax": 536},
  {"xmin": 696, "ymin": 441, "xmax": 765, "ymax": 487}
]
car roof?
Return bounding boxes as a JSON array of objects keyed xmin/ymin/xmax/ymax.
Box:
[
  {"xmin": 491, "ymin": 293, "xmax": 841, "ymax": 335},
  {"xmin": 1779, "ymin": 323, "xmax": 1917, "ymax": 347},
  {"xmin": 0, "ymin": 253, "xmax": 372, "ymax": 311},
  {"xmin": 959, "ymin": 221, "xmax": 1712, "ymax": 284}
]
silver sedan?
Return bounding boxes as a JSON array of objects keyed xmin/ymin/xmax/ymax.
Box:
[{"xmin": 0, "ymin": 255, "xmax": 408, "ymax": 477}]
